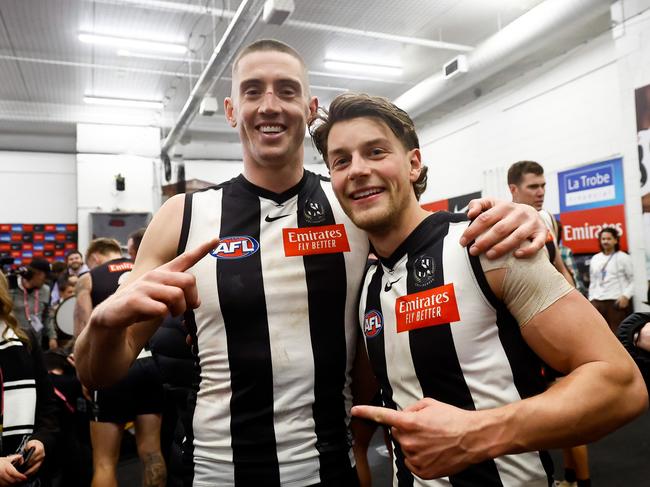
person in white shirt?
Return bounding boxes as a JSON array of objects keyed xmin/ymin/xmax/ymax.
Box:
[{"xmin": 589, "ymin": 227, "xmax": 634, "ymax": 333}]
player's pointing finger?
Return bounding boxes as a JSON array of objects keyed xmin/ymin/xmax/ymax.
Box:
[
  {"xmin": 351, "ymin": 405, "xmax": 406, "ymax": 428},
  {"xmin": 163, "ymin": 238, "xmax": 219, "ymax": 273}
]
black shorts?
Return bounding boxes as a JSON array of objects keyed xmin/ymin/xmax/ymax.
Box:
[{"xmin": 91, "ymin": 356, "xmax": 164, "ymax": 423}]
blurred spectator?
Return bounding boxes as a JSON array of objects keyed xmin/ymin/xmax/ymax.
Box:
[
  {"xmin": 6, "ymin": 258, "xmax": 57, "ymax": 350},
  {"xmin": 126, "ymin": 227, "xmax": 147, "ymax": 261},
  {"xmin": 148, "ymin": 315, "xmax": 194, "ymax": 487},
  {"xmin": 43, "ymin": 349, "xmax": 92, "ymax": 487},
  {"xmin": 64, "ymin": 251, "xmax": 89, "ymax": 278},
  {"xmin": 50, "ymin": 251, "xmax": 88, "ymax": 305},
  {"xmin": 589, "ymin": 227, "xmax": 633, "ymax": 333},
  {"xmin": 508, "ymin": 160, "xmax": 575, "ymax": 284},
  {"xmin": 74, "ymin": 238, "xmax": 166, "ymax": 487},
  {"xmin": 617, "ymin": 312, "xmax": 650, "ymax": 393},
  {"xmin": 0, "ymin": 272, "xmax": 59, "ymax": 486}
]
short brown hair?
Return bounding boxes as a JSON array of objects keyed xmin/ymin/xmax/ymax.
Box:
[
  {"xmin": 507, "ymin": 160, "xmax": 544, "ymax": 186},
  {"xmin": 128, "ymin": 227, "xmax": 147, "ymax": 255},
  {"xmin": 310, "ymin": 92, "xmax": 428, "ymax": 200},
  {"xmin": 232, "ymin": 39, "xmax": 309, "ymax": 95},
  {"xmin": 85, "ymin": 238, "xmax": 122, "ymax": 262}
]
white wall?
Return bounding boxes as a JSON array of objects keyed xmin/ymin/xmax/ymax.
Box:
[
  {"xmin": 0, "ymin": 151, "xmax": 77, "ymax": 222},
  {"xmin": 417, "ymin": 7, "xmax": 650, "ymax": 307},
  {"xmin": 418, "ymin": 33, "xmax": 623, "ymax": 202},
  {"xmin": 75, "ymin": 124, "xmax": 163, "ymax": 252},
  {"xmin": 76, "ymin": 154, "xmax": 160, "ymax": 253}
]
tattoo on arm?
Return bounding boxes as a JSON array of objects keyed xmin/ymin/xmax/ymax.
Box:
[{"xmin": 142, "ymin": 452, "xmax": 166, "ymax": 487}]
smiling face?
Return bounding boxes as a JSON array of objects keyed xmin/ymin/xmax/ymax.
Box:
[
  {"xmin": 66, "ymin": 252, "xmax": 83, "ymax": 271},
  {"xmin": 327, "ymin": 116, "xmax": 422, "ymax": 235},
  {"xmin": 224, "ymin": 49, "xmax": 317, "ymax": 175}
]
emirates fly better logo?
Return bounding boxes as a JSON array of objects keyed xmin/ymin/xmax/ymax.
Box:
[{"xmin": 210, "ymin": 236, "xmax": 260, "ymax": 259}]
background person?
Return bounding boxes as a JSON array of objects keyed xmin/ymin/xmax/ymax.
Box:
[
  {"xmin": 617, "ymin": 312, "xmax": 650, "ymax": 393},
  {"xmin": 7, "ymin": 258, "xmax": 57, "ymax": 350},
  {"xmin": 126, "ymin": 228, "xmax": 147, "ymax": 261},
  {"xmin": 50, "ymin": 251, "xmax": 89, "ymax": 305},
  {"xmin": 43, "ymin": 347, "xmax": 93, "ymax": 487},
  {"xmin": 507, "ymin": 160, "xmax": 575, "ymax": 284},
  {"xmin": 588, "ymin": 227, "xmax": 633, "ymax": 333},
  {"xmin": 74, "ymin": 238, "xmax": 166, "ymax": 487},
  {"xmin": 0, "ymin": 272, "xmax": 59, "ymax": 486}
]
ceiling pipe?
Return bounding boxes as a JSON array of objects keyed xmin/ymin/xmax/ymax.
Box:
[
  {"xmin": 394, "ymin": 0, "xmax": 612, "ymax": 119},
  {"xmin": 88, "ymin": 0, "xmax": 473, "ymax": 52},
  {"xmin": 286, "ymin": 19, "xmax": 473, "ymax": 52},
  {"xmin": 0, "ymin": 54, "xmax": 200, "ymax": 79},
  {"xmin": 160, "ymin": 0, "xmax": 265, "ymax": 156}
]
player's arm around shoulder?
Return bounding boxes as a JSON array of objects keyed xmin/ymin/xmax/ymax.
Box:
[
  {"xmin": 75, "ymin": 194, "xmax": 191, "ymax": 388},
  {"xmin": 479, "ymin": 248, "xmax": 648, "ymax": 457}
]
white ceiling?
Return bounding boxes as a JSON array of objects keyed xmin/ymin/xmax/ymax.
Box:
[{"xmin": 0, "ymin": 0, "xmax": 610, "ymax": 154}]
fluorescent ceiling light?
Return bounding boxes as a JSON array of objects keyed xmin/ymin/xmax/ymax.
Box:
[
  {"xmin": 117, "ymin": 49, "xmax": 193, "ymax": 63},
  {"xmin": 79, "ymin": 32, "xmax": 187, "ymax": 54},
  {"xmin": 84, "ymin": 96, "xmax": 164, "ymax": 110},
  {"xmin": 323, "ymin": 59, "xmax": 403, "ymax": 77}
]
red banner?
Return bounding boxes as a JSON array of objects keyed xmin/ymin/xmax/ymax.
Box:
[
  {"xmin": 421, "ymin": 200, "xmax": 448, "ymax": 212},
  {"xmin": 559, "ymin": 205, "xmax": 627, "ymax": 254}
]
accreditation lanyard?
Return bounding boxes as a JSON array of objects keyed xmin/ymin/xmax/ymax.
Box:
[
  {"xmin": 600, "ymin": 253, "xmax": 615, "ymax": 281},
  {"xmin": 22, "ymin": 287, "xmax": 39, "ymax": 321}
]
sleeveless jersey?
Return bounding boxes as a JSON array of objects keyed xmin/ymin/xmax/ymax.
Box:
[
  {"xmin": 89, "ymin": 258, "xmax": 133, "ymax": 307},
  {"xmin": 178, "ymin": 171, "xmax": 369, "ymax": 487},
  {"xmin": 359, "ymin": 212, "xmax": 552, "ymax": 487}
]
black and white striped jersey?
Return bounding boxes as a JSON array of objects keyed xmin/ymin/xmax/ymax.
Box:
[
  {"xmin": 178, "ymin": 170, "xmax": 369, "ymax": 487},
  {"xmin": 360, "ymin": 212, "xmax": 553, "ymax": 487},
  {"xmin": 0, "ymin": 324, "xmax": 37, "ymax": 452}
]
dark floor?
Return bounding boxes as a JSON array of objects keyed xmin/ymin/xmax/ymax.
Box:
[{"xmin": 115, "ymin": 411, "xmax": 650, "ymax": 486}]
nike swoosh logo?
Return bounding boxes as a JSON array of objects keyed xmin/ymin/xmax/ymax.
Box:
[
  {"xmin": 452, "ymin": 203, "xmax": 469, "ymax": 213},
  {"xmin": 265, "ymin": 214, "xmax": 290, "ymax": 222},
  {"xmin": 384, "ymin": 277, "xmax": 402, "ymax": 292}
]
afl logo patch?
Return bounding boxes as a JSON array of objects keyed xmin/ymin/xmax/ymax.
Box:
[
  {"xmin": 210, "ymin": 236, "xmax": 259, "ymax": 259},
  {"xmin": 413, "ymin": 255, "xmax": 435, "ymax": 287},
  {"xmin": 303, "ymin": 199, "xmax": 326, "ymax": 224},
  {"xmin": 363, "ymin": 310, "xmax": 384, "ymax": 339}
]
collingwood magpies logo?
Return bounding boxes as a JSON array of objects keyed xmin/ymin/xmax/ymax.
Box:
[
  {"xmin": 413, "ymin": 255, "xmax": 435, "ymax": 286},
  {"xmin": 303, "ymin": 199, "xmax": 326, "ymax": 224}
]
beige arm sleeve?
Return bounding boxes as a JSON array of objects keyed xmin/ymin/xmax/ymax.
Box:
[{"xmin": 479, "ymin": 250, "xmax": 573, "ymax": 327}]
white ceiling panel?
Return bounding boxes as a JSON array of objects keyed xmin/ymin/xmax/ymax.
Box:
[{"xmin": 0, "ymin": 0, "xmax": 610, "ymax": 153}]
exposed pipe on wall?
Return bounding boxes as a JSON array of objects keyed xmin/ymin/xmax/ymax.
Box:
[{"xmin": 394, "ymin": 0, "xmax": 612, "ymax": 119}]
